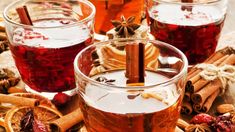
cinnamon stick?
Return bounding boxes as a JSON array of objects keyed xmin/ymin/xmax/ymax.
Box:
[
  {"xmin": 126, "ymin": 43, "xmax": 145, "ymax": 85},
  {"xmin": 183, "ymin": 47, "xmax": 235, "ymax": 114},
  {"xmin": 184, "ymin": 92, "xmax": 191, "ymax": 102},
  {"xmin": 187, "ymin": 53, "xmax": 232, "ymax": 94},
  {"xmin": 187, "ymin": 49, "xmax": 230, "ymax": 80},
  {"xmin": 189, "ymin": 54, "xmax": 229, "ymax": 84},
  {"xmin": 191, "ymin": 79, "xmax": 222, "ymax": 104},
  {"xmin": 201, "ymin": 89, "xmax": 220, "ymax": 113},
  {"xmin": 219, "ymin": 54, "xmax": 235, "ymax": 66},
  {"xmin": 0, "ymin": 93, "xmax": 39, "ymax": 107},
  {"xmin": 193, "ymin": 103, "xmax": 202, "ymax": 113},
  {"xmin": 16, "ymin": 6, "xmax": 33, "ymax": 25},
  {"xmin": 181, "ymin": 100, "xmax": 193, "ymax": 115},
  {"xmin": 50, "ymin": 108, "xmax": 83, "ymax": 132}
]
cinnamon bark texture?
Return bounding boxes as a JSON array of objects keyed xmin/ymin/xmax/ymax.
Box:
[
  {"xmin": 50, "ymin": 108, "xmax": 83, "ymax": 132},
  {"xmin": 16, "ymin": 6, "xmax": 33, "ymax": 25},
  {"xmin": 0, "ymin": 94, "xmax": 39, "ymax": 107},
  {"xmin": 126, "ymin": 43, "xmax": 145, "ymax": 85},
  {"xmin": 182, "ymin": 47, "xmax": 235, "ymax": 114}
]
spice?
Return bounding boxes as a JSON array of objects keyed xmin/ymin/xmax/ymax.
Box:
[
  {"xmin": 185, "ymin": 123, "xmax": 212, "ymax": 132},
  {"xmin": 111, "ymin": 16, "xmax": 140, "ymax": 38},
  {"xmin": 20, "ymin": 110, "xmax": 34, "ymax": 131},
  {"xmin": 16, "ymin": 6, "xmax": 33, "ymax": 25},
  {"xmin": 216, "ymin": 104, "xmax": 235, "ymax": 114},
  {"xmin": 0, "ymin": 68, "xmax": 20, "ymax": 94},
  {"xmin": 182, "ymin": 47, "xmax": 235, "ymax": 114},
  {"xmin": 95, "ymin": 76, "xmax": 116, "ymax": 85},
  {"xmin": 126, "ymin": 43, "xmax": 145, "ymax": 85}
]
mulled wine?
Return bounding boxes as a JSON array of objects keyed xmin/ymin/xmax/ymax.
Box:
[
  {"xmin": 4, "ymin": 0, "xmax": 95, "ymax": 94},
  {"xmin": 9, "ymin": 18, "xmax": 92, "ymax": 92},
  {"xmin": 147, "ymin": 2, "xmax": 227, "ymax": 64}
]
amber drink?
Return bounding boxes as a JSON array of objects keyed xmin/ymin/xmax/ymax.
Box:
[
  {"xmin": 89, "ymin": 0, "xmax": 144, "ymax": 34},
  {"xmin": 74, "ymin": 39, "xmax": 188, "ymax": 131}
]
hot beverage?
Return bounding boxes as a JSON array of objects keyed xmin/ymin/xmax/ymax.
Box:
[
  {"xmin": 10, "ymin": 18, "xmax": 91, "ymax": 92},
  {"xmin": 147, "ymin": 1, "xmax": 227, "ymax": 64},
  {"xmin": 79, "ymin": 70, "xmax": 182, "ymax": 132},
  {"xmin": 3, "ymin": 0, "xmax": 95, "ymax": 94},
  {"xmin": 74, "ymin": 39, "xmax": 188, "ymax": 132}
]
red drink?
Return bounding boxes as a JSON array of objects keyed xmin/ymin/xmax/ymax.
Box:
[
  {"xmin": 79, "ymin": 70, "xmax": 183, "ymax": 132},
  {"xmin": 147, "ymin": 5, "xmax": 225, "ymax": 64},
  {"xmin": 9, "ymin": 19, "xmax": 92, "ymax": 92}
]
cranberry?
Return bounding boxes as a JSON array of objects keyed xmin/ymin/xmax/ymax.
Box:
[
  {"xmin": 190, "ymin": 113, "xmax": 215, "ymax": 125},
  {"xmin": 52, "ymin": 92, "xmax": 71, "ymax": 107},
  {"xmin": 212, "ymin": 113, "xmax": 234, "ymax": 132}
]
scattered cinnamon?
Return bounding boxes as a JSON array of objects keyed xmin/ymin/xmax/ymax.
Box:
[
  {"xmin": 16, "ymin": 6, "xmax": 33, "ymax": 25},
  {"xmin": 0, "ymin": 93, "xmax": 39, "ymax": 107},
  {"xmin": 126, "ymin": 43, "xmax": 145, "ymax": 85},
  {"xmin": 50, "ymin": 108, "xmax": 83, "ymax": 132}
]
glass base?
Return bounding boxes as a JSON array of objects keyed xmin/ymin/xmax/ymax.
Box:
[{"xmin": 25, "ymin": 85, "xmax": 78, "ymax": 100}]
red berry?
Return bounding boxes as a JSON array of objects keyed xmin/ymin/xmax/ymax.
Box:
[
  {"xmin": 190, "ymin": 113, "xmax": 215, "ymax": 125},
  {"xmin": 52, "ymin": 92, "xmax": 71, "ymax": 107}
]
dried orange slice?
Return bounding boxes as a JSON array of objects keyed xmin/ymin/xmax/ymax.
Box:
[
  {"xmin": 0, "ymin": 118, "xmax": 4, "ymax": 127},
  {"xmin": 4, "ymin": 105, "xmax": 62, "ymax": 132},
  {"xmin": 10, "ymin": 93, "xmax": 57, "ymax": 109}
]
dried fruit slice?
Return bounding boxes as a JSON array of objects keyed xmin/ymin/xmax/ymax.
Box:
[
  {"xmin": 4, "ymin": 105, "xmax": 62, "ymax": 132},
  {"xmin": 0, "ymin": 118, "xmax": 4, "ymax": 127},
  {"xmin": 11, "ymin": 93, "xmax": 57, "ymax": 109}
]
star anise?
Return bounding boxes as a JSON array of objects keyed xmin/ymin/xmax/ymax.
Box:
[
  {"xmin": 185, "ymin": 123, "xmax": 212, "ymax": 132},
  {"xmin": 111, "ymin": 16, "xmax": 140, "ymax": 38}
]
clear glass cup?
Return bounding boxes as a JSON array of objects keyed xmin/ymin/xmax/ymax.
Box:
[
  {"xmin": 3, "ymin": 0, "xmax": 95, "ymax": 97},
  {"xmin": 146, "ymin": 0, "xmax": 228, "ymax": 65},
  {"xmin": 74, "ymin": 39, "xmax": 188, "ymax": 131}
]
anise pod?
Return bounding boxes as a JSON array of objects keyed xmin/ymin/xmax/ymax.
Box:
[{"xmin": 111, "ymin": 16, "xmax": 141, "ymax": 38}]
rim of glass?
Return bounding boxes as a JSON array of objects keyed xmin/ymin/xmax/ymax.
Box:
[
  {"xmin": 74, "ymin": 38, "xmax": 188, "ymax": 90},
  {"xmin": 3, "ymin": 0, "xmax": 96, "ymax": 29},
  {"xmin": 156, "ymin": 0, "xmax": 226, "ymax": 5}
]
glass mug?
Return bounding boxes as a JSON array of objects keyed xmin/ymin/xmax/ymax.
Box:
[
  {"xmin": 146, "ymin": 0, "xmax": 228, "ymax": 65},
  {"xmin": 74, "ymin": 39, "xmax": 188, "ymax": 131},
  {"xmin": 3, "ymin": 0, "xmax": 95, "ymax": 97}
]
